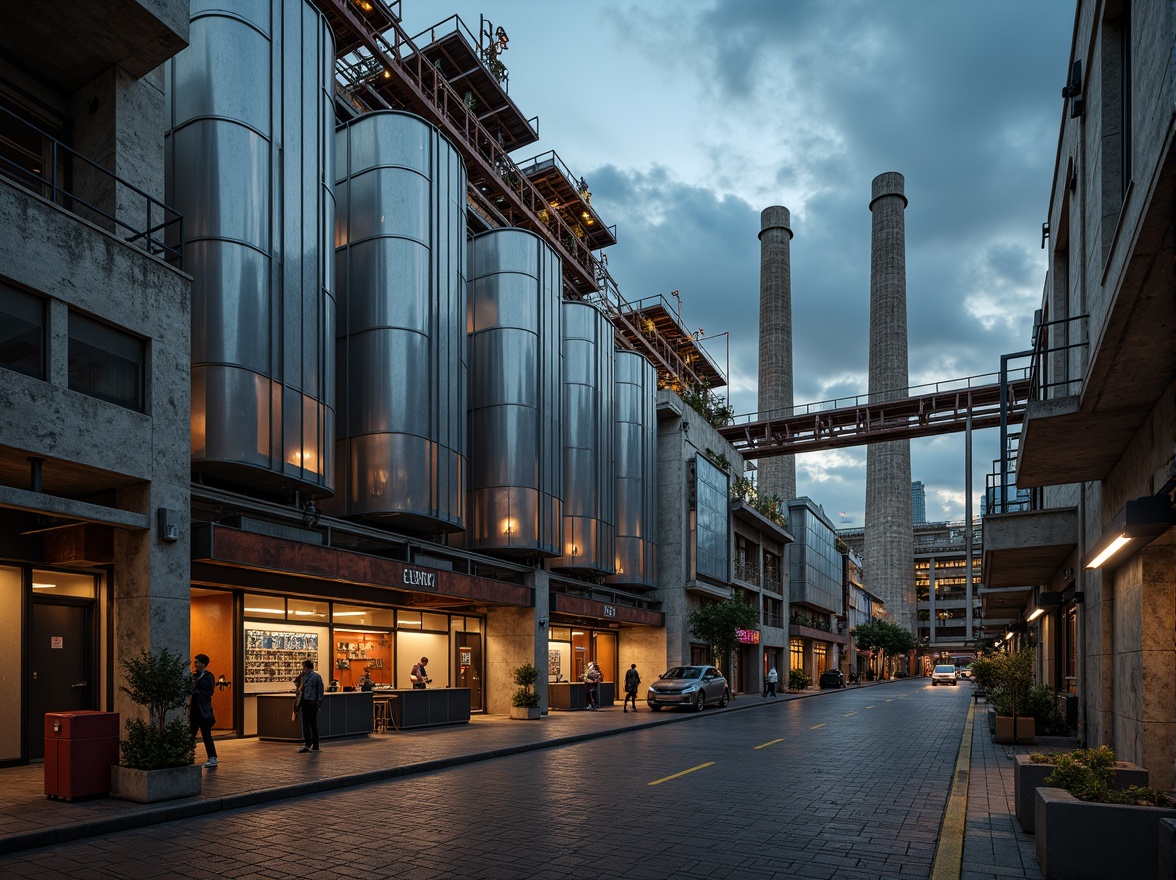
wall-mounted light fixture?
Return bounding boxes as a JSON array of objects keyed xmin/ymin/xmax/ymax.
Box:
[
  {"xmin": 1027, "ymin": 589, "xmax": 1064, "ymax": 622},
  {"xmin": 1084, "ymin": 495, "xmax": 1176, "ymax": 570}
]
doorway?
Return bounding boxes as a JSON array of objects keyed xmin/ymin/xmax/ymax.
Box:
[
  {"xmin": 28, "ymin": 600, "xmax": 93, "ymax": 759},
  {"xmin": 455, "ymin": 633, "xmax": 482, "ymax": 711}
]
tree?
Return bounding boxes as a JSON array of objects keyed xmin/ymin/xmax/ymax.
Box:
[
  {"xmin": 687, "ymin": 595, "xmax": 758, "ymax": 686},
  {"xmin": 850, "ymin": 619, "xmax": 915, "ymax": 679}
]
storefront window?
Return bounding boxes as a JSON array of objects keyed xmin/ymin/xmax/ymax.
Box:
[
  {"xmin": 288, "ymin": 598, "xmax": 327, "ymax": 622},
  {"xmin": 243, "ymin": 594, "xmax": 285, "ymax": 619},
  {"xmin": 790, "ymin": 638, "xmax": 803, "ymax": 671},
  {"xmin": 31, "ymin": 569, "xmax": 96, "ymax": 598},
  {"xmin": 0, "ymin": 566, "xmax": 22, "ymax": 761},
  {"xmin": 332, "ymin": 604, "xmax": 394, "ymax": 628}
]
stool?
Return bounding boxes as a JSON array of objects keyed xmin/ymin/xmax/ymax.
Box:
[
  {"xmin": 383, "ymin": 695, "xmax": 400, "ymax": 732},
  {"xmin": 373, "ymin": 700, "xmax": 387, "ymax": 732}
]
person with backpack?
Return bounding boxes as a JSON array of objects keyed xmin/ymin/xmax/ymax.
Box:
[{"xmin": 623, "ymin": 664, "xmax": 641, "ymax": 713}]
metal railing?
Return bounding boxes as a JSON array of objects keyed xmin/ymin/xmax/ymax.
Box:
[
  {"xmin": 733, "ymin": 559, "xmax": 760, "ymax": 584},
  {"xmin": 0, "ymin": 105, "xmax": 183, "ymax": 268},
  {"xmin": 1028, "ymin": 313, "xmax": 1089, "ymax": 402}
]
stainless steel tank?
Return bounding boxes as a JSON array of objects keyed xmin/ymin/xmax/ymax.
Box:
[
  {"xmin": 551, "ymin": 302, "xmax": 615, "ymax": 573},
  {"xmin": 324, "ymin": 111, "xmax": 467, "ymax": 532},
  {"xmin": 466, "ymin": 229, "xmax": 562, "ymax": 557},
  {"xmin": 166, "ymin": 0, "xmax": 336, "ymax": 495},
  {"xmin": 607, "ymin": 351, "xmax": 658, "ymax": 587}
]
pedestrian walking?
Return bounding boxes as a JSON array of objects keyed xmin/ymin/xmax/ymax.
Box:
[
  {"xmin": 623, "ymin": 663, "xmax": 641, "ymax": 712},
  {"xmin": 189, "ymin": 653, "xmax": 218, "ymax": 767},
  {"xmin": 763, "ymin": 665, "xmax": 779, "ymax": 700},
  {"xmin": 293, "ymin": 659, "xmax": 324, "ymax": 753},
  {"xmin": 584, "ymin": 661, "xmax": 602, "ymax": 709}
]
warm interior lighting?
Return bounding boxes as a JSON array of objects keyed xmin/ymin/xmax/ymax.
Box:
[
  {"xmin": 32, "ymin": 582, "xmax": 56, "ymax": 590},
  {"xmin": 501, "ymin": 517, "xmax": 516, "ymax": 537},
  {"xmin": 333, "ymin": 611, "xmax": 367, "ymax": 617},
  {"xmin": 1026, "ymin": 608, "xmax": 1045, "ymax": 622},
  {"xmin": 245, "ymin": 606, "xmax": 283, "ymax": 614}
]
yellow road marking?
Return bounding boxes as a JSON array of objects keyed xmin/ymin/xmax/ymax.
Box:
[
  {"xmin": 648, "ymin": 762, "xmax": 715, "ymax": 786},
  {"xmin": 866, "ymin": 705, "xmax": 875, "ymax": 709},
  {"xmin": 930, "ymin": 701, "xmax": 975, "ymax": 880},
  {"xmin": 844, "ymin": 711, "xmax": 857, "ymax": 716},
  {"xmin": 754, "ymin": 738, "xmax": 785, "ymax": 750},
  {"xmin": 810, "ymin": 723, "xmax": 826, "ymax": 729}
]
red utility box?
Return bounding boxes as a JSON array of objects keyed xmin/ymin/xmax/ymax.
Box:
[{"xmin": 44, "ymin": 711, "xmax": 120, "ymax": 801}]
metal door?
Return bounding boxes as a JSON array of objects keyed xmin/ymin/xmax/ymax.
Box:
[
  {"xmin": 455, "ymin": 634, "xmax": 483, "ymax": 711},
  {"xmin": 28, "ymin": 601, "xmax": 92, "ymax": 760}
]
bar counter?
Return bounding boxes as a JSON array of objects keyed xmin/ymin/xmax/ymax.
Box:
[
  {"xmin": 381, "ymin": 688, "xmax": 470, "ymax": 729},
  {"xmin": 549, "ymin": 681, "xmax": 614, "ymax": 710},
  {"xmin": 256, "ymin": 691, "xmax": 373, "ymax": 742}
]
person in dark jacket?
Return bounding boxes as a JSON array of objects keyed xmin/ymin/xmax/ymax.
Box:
[
  {"xmin": 294, "ymin": 660, "xmax": 325, "ymax": 752},
  {"xmin": 584, "ymin": 661, "xmax": 603, "ymax": 709},
  {"xmin": 623, "ymin": 664, "xmax": 641, "ymax": 713},
  {"xmin": 190, "ymin": 654, "xmax": 218, "ymax": 768}
]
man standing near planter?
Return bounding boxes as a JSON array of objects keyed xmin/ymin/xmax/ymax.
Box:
[
  {"xmin": 295, "ymin": 660, "xmax": 324, "ymax": 753},
  {"xmin": 189, "ymin": 654, "xmax": 218, "ymax": 768}
]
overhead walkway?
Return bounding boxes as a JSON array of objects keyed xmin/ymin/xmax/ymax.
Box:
[{"xmin": 719, "ymin": 373, "xmax": 1031, "ymax": 458}]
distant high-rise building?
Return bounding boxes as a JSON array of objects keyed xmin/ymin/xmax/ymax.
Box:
[{"xmin": 911, "ymin": 481, "xmax": 926, "ymax": 524}]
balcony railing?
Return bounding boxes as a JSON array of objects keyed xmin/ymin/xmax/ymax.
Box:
[
  {"xmin": 733, "ymin": 559, "xmax": 760, "ymax": 584},
  {"xmin": 762, "ymin": 611, "xmax": 784, "ymax": 628},
  {"xmin": 1028, "ymin": 313, "xmax": 1090, "ymax": 402},
  {"xmin": 0, "ymin": 105, "xmax": 183, "ymax": 268}
]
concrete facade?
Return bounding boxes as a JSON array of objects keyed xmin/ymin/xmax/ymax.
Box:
[
  {"xmin": 864, "ymin": 172, "xmax": 915, "ymax": 633},
  {"xmin": 983, "ymin": 0, "xmax": 1175, "ymax": 791},
  {"xmin": 756, "ymin": 205, "xmax": 796, "ymax": 504},
  {"xmin": 0, "ymin": 0, "xmax": 192, "ymax": 759}
]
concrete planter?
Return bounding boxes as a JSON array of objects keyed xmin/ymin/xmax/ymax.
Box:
[
  {"xmin": 1013, "ymin": 754, "xmax": 1149, "ymax": 833},
  {"xmin": 1035, "ymin": 787, "xmax": 1176, "ymax": 880},
  {"xmin": 110, "ymin": 764, "xmax": 202, "ymax": 804},
  {"xmin": 994, "ymin": 715, "xmax": 1035, "ymax": 744},
  {"xmin": 509, "ymin": 706, "xmax": 541, "ymax": 720}
]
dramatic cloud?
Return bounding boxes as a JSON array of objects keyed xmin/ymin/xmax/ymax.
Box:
[{"xmin": 428, "ymin": 0, "xmax": 1075, "ymax": 523}]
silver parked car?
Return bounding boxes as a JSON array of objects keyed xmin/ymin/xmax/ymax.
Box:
[
  {"xmin": 931, "ymin": 664, "xmax": 959, "ymax": 686},
  {"xmin": 647, "ymin": 665, "xmax": 730, "ymax": 711}
]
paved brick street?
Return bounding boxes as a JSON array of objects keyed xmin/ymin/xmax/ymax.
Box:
[{"xmin": 0, "ymin": 681, "xmax": 1049, "ymax": 879}]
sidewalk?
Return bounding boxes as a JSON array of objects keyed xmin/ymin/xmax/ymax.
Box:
[{"xmin": 0, "ymin": 681, "xmax": 1045, "ymax": 880}]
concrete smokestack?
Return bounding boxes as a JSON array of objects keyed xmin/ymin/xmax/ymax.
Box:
[
  {"xmin": 864, "ymin": 172, "xmax": 914, "ymax": 633},
  {"xmin": 757, "ymin": 205, "xmax": 796, "ymax": 504}
]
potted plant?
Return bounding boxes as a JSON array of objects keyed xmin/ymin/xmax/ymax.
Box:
[
  {"xmin": 788, "ymin": 668, "xmax": 811, "ymax": 693},
  {"xmin": 110, "ymin": 647, "xmax": 202, "ymax": 803},
  {"xmin": 971, "ymin": 649, "xmax": 1035, "ymax": 744},
  {"xmin": 1034, "ymin": 746, "xmax": 1175, "ymax": 879},
  {"xmin": 510, "ymin": 662, "xmax": 542, "ymax": 720},
  {"xmin": 1014, "ymin": 746, "xmax": 1148, "ymax": 833}
]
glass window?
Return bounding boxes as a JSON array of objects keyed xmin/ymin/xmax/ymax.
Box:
[
  {"xmin": 288, "ymin": 598, "xmax": 327, "ymax": 622},
  {"xmin": 0, "ymin": 281, "xmax": 45, "ymax": 378},
  {"xmin": 243, "ymin": 594, "xmax": 285, "ymax": 619},
  {"xmin": 694, "ymin": 455, "xmax": 729, "ymax": 581},
  {"xmin": 68, "ymin": 311, "xmax": 145, "ymax": 411},
  {"xmin": 31, "ymin": 569, "xmax": 96, "ymax": 598},
  {"xmin": 332, "ymin": 604, "xmax": 394, "ymax": 628}
]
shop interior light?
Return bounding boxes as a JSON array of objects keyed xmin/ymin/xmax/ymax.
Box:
[
  {"xmin": 32, "ymin": 582, "xmax": 56, "ymax": 590},
  {"xmin": 333, "ymin": 611, "xmax": 367, "ymax": 617},
  {"xmin": 245, "ymin": 606, "xmax": 283, "ymax": 614},
  {"xmin": 1084, "ymin": 495, "xmax": 1176, "ymax": 569},
  {"xmin": 1026, "ymin": 608, "xmax": 1045, "ymax": 622}
]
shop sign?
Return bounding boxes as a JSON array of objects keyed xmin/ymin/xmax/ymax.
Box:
[
  {"xmin": 736, "ymin": 628, "xmax": 760, "ymax": 644},
  {"xmin": 402, "ymin": 567, "xmax": 438, "ymax": 591},
  {"xmin": 602, "ymin": 604, "xmax": 617, "ymax": 617}
]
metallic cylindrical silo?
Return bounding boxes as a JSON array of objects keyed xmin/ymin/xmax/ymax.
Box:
[
  {"xmin": 608, "ymin": 351, "xmax": 658, "ymax": 588},
  {"xmin": 551, "ymin": 302, "xmax": 615, "ymax": 573},
  {"xmin": 166, "ymin": 0, "xmax": 336, "ymax": 495},
  {"xmin": 466, "ymin": 228, "xmax": 562, "ymax": 557},
  {"xmin": 323, "ymin": 111, "xmax": 467, "ymax": 532}
]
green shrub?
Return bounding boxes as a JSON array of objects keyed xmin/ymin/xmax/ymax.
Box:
[
  {"xmin": 788, "ymin": 668, "xmax": 810, "ymax": 691},
  {"xmin": 1042, "ymin": 746, "xmax": 1174, "ymax": 806},
  {"xmin": 511, "ymin": 662, "xmax": 541, "ymax": 708},
  {"xmin": 118, "ymin": 648, "xmax": 195, "ymax": 770}
]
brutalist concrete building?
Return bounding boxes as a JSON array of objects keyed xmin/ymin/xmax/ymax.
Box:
[{"xmin": 982, "ymin": 0, "xmax": 1175, "ymax": 789}]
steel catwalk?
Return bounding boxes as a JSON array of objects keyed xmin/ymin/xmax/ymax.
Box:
[
  {"xmin": 166, "ymin": 0, "xmax": 336, "ymax": 495},
  {"xmin": 325, "ymin": 111, "xmax": 468, "ymax": 532},
  {"xmin": 551, "ymin": 302, "xmax": 615, "ymax": 573},
  {"xmin": 466, "ymin": 229, "xmax": 562, "ymax": 558},
  {"xmin": 607, "ymin": 350, "xmax": 658, "ymax": 588}
]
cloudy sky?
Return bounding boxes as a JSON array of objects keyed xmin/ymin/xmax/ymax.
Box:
[{"xmin": 407, "ymin": 0, "xmax": 1075, "ymax": 527}]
